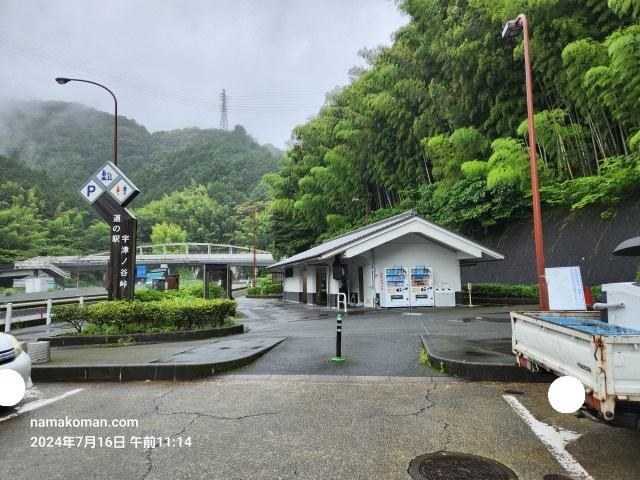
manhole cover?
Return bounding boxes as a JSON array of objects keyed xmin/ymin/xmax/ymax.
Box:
[{"xmin": 408, "ymin": 452, "xmax": 518, "ymax": 480}]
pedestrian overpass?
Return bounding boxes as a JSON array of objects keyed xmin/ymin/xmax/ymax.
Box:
[{"xmin": 8, "ymin": 243, "xmax": 275, "ymax": 279}]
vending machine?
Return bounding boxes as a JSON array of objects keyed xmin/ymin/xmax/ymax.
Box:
[
  {"xmin": 380, "ymin": 265, "xmax": 410, "ymax": 307},
  {"xmin": 410, "ymin": 265, "xmax": 434, "ymax": 307}
]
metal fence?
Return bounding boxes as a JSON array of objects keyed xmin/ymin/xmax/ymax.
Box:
[{"xmin": 0, "ymin": 295, "xmax": 107, "ymax": 332}]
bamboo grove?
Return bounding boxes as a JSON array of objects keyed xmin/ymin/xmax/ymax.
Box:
[{"xmin": 264, "ymin": 0, "xmax": 640, "ymax": 259}]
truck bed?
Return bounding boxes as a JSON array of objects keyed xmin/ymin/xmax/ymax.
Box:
[{"xmin": 511, "ymin": 311, "xmax": 640, "ymax": 421}]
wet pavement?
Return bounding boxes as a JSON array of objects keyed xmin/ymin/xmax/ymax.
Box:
[{"xmin": 7, "ymin": 294, "xmax": 548, "ymax": 382}]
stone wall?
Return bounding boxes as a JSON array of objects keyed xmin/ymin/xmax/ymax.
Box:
[{"xmin": 461, "ymin": 198, "xmax": 640, "ymax": 287}]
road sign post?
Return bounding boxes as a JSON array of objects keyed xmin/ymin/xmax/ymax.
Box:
[{"xmin": 79, "ymin": 161, "xmax": 140, "ymax": 301}]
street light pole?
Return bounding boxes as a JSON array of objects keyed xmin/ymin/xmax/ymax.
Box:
[
  {"xmin": 253, "ymin": 207, "xmax": 257, "ymax": 288},
  {"xmin": 55, "ymin": 77, "xmax": 118, "ymax": 166},
  {"xmin": 352, "ymin": 197, "xmax": 370, "ymax": 226},
  {"xmin": 502, "ymin": 14, "xmax": 549, "ymax": 311}
]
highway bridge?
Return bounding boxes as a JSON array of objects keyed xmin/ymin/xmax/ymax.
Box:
[{"xmin": 4, "ymin": 243, "xmax": 275, "ymax": 280}]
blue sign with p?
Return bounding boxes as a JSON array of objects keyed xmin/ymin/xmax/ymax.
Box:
[{"xmin": 79, "ymin": 179, "xmax": 103, "ymax": 204}]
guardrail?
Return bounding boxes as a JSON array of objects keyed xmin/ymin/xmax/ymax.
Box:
[{"xmin": 0, "ymin": 295, "xmax": 107, "ymax": 332}]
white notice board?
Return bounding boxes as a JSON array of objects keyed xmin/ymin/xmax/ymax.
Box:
[{"xmin": 545, "ymin": 266, "xmax": 586, "ymax": 311}]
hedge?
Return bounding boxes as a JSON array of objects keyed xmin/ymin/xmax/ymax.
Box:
[
  {"xmin": 52, "ymin": 297, "xmax": 237, "ymax": 334},
  {"xmin": 134, "ymin": 283, "xmax": 226, "ymax": 302},
  {"xmin": 464, "ymin": 282, "xmax": 602, "ymax": 301},
  {"xmin": 246, "ymin": 283, "xmax": 283, "ymax": 296},
  {"xmin": 463, "ymin": 283, "xmax": 539, "ymax": 299}
]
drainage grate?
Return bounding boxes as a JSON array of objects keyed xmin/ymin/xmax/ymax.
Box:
[
  {"xmin": 543, "ymin": 475, "xmax": 576, "ymax": 480},
  {"xmin": 408, "ymin": 452, "xmax": 518, "ymax": 480}
]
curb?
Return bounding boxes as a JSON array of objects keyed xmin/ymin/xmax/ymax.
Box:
[
  {"xmin": 31, "ymin": 338, "xmax": 285, "ymax": 382},
  {"xmin": 419, "ymin": 334, "xmax": 554, "ymax": 383},
  {"xmin": 244, "ymin": 295, "xmax": 283, "ymax": 299},
  {"xmin": 38, "ymin": 324, "xmax": 244, "ymax": 346}
]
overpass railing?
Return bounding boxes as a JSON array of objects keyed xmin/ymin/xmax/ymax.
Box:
[
  {"xmin": 135, "ymin": 243, "xmax": 272, "ymax": 256},
  {"xmin": 0, "ymin": 295, "xmax": 107, "ymax": 332}
]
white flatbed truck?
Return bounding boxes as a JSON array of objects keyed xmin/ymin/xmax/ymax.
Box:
[{"xmin": 511, "ymin": 237, "xmax": 640, "ymax": 427}]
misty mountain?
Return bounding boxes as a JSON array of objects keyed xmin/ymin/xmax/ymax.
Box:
[{"xmin": 0, "ymin": 100, "xmax": 283, "ymax": 206}]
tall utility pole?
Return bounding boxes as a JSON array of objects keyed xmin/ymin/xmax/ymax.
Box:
[
  {"xmin": 502, "ymin": 14, "xmax": 549, "ymax": 311},
  {"xmin": 253, "ymin": 207, "xmax": 257, "ymax": 288},
  {"xmin": 219, "ymin": 89, "xmax": 228, "ymax": 130}
]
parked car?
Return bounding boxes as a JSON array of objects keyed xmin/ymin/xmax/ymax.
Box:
[{"xmin": 0, "ymin": 333, "xmax": 32, "ymax": 389}]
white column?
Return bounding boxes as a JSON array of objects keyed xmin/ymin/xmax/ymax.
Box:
[
  {"xmin": 5, "ymin": 303, "xmax": 12, "ymax": 332},
  {"xmin": 46, "ymin": 298, "xmax": 52, "ymax": 325},
  {"xmin": 306, "ymin": 266, "xmax": 317, "ymax": 304}
]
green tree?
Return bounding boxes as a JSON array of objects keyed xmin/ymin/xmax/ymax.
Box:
[
  {"xmin": 150, "ymin": 222, "xmax": 188, "ymax": 245},
  {"xmin": 0, "ymin": 182, "xmax": 47, "ymax": 262}
]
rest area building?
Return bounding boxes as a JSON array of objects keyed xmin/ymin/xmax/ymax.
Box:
[{"xmin": 267, "ymin": 210, "xmax": 504, "ymax": 308}]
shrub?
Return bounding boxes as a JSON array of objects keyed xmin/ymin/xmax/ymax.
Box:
[
  {"xmin": 134, "ymin": 289, "xmax": 166, "ymax": 302},
  {"xmin": 464, "ymin": 283, "xmax": 539, "ymax": 299},
  {"xmin": 246, "ymin": 283, "xmax": 283, "ymax": 296},
  {"xmin": 180, "ymin": 282, "xmax": 204, "ymax": 298},
  {"xmin": 262, "ymin": 283, "xmax": 283, "ymax": 295},
  {"xmin": 177, "ymin": 282, "xmax": 226, "ymax": 299},
  {"xmin": 52, "ymin": 297, "xmax": 237, "ymax": 335},
  {"xmin": 51, "ymin": 305, "xmax": 89, "ymax": 333},
  {"xmin": 84, "ymin": 301, "xmax": 116, "ymax": 333},
  {"xmin": 136, "ymin": 282, "xmax": 227, "ymax": 301},
  {"xmin": 256, "ymin": 276, "xmax": 273, "ymax": 287}
]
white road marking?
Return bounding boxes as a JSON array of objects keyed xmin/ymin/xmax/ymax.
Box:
[
  {"xmin": 503, "ymin": 395, "xmax": 594, "ymax": 480},
  {"xmin": 0, "ymin": 388, "xmax": 84, "ymax": 423}
]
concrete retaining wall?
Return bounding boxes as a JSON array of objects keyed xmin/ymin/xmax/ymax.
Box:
[{"xmin": 462, "ymin": 198, "xmax": 640, "ymax": 287}]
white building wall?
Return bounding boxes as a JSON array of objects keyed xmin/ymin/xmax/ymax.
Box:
[
  {"xmin": 373, "ymin": 234, "xmax": 461, "ymax": 295},
  {"xmin": 283, "ymin": 266, "xmax": 305, "ymax": 303},
  {"xmin": 283, "ymin": 234, "xmax": 464, "ymax": 307},
  {"xmin": 306, "ymin": 265, "xmax": 317, "ymax": 304},
  {"xmin": 327, "ymin": 273, "xmax": 342, "ymax": 308}
]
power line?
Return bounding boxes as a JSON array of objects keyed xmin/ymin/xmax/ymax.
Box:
[
  {"xmin": 0, "ymin": 31, "xmax": 219, "ymax": 109},
  {"xmin": 0, "ymin": 30, "xmax": 327, "ymax": 115}
]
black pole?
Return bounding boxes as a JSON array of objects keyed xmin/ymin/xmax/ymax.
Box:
[
  {"xmin": 336, "ymin": 313, "xmax": 342, "ymax": 357},
  {"xmin": 332, "ymin": 313, "xmax": 345, "ymax": 361}
]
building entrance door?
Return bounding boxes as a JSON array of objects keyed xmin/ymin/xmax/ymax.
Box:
[{"xmin": 316, "ymin": 270, "xmax": 327, "ymax": 305}]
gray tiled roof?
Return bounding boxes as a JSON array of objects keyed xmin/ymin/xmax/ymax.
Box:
[{"xmin": 268, "ymin": 210, "xmax": 420, "ymax": 269}]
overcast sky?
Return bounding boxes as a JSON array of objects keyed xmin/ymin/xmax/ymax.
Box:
[{"xmin": 0, "ymin": 0, "xmax": 408, "ymax": 148}]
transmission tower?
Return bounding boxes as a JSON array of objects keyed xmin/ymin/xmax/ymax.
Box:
[{"xmin": 219, "ymin": 89, "xmax": 228, "ymax": 130}]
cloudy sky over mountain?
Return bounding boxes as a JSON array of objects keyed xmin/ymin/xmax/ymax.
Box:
[{"xmin": 0, "ymin": 0, "xmax": 408, "ymax": 147}]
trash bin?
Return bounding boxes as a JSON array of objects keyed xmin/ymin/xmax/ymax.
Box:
[
  {"xmin": 168, "ymin": 275, "xmax": 180, "ymax": 291},
  {"xmin": 27, "ymin": 341, "xmax": 50, "ymax": 363},
  {"xmin": 434, "ymin": 287, "xmax": 455, "ymax": 307}
]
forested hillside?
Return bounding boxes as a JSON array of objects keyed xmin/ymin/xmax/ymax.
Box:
[
  {"xmin": 265, "ymin": 0, "xmax": 640, "ymax": 258},
  {"xmin": 3, "ymin": 0, "xmax": 640, "ymax": 271},
  {"xmin": 0, "ymin": 101, "xmax": 281, "ymax": 263}
]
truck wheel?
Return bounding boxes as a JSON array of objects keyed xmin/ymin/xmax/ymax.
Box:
[{"xmin": 610, "ymin": 403, "xmax": 640, "ymax": 430}]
